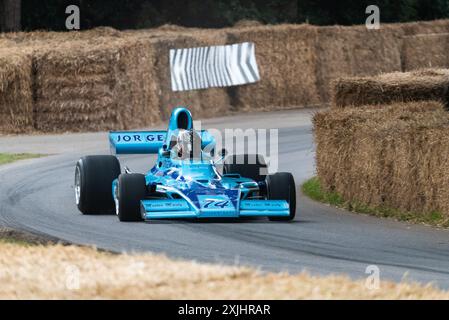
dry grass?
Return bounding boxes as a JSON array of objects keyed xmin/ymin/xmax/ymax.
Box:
[
  {"xmin": 0, "ymin": 242, "xmax": 447, "ymax": 299},
  {"xmin": 314, "ymin": 101, "xmax": 449, "ymax": 221},
  {"xmin": 332, "ymin": 69, "xmax": 449, "ymax": 109}
]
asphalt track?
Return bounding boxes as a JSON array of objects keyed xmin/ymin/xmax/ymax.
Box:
[{"xmin": 1, "ymin": 109, "xmax": 449, "ymax": 288}]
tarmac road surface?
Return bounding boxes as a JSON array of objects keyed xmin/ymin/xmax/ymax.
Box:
[{"xmin": 1, "ymin": 109, "xmax": 449, "ymax": 288}]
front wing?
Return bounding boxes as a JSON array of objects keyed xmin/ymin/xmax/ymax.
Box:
[{"xmin": 140, "ymin": 198, "xmax": 290, "ymax": 220}]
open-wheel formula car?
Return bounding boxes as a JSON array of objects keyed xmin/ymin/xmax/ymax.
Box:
[{"xmin": 75, "ymin": 107, "xmax": 296, "ymax": 222}]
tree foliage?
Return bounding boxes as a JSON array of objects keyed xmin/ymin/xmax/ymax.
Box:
[
  {"xmin": 0, "ymin": 0, "xmax": 21, "ymax": 31},
  {"xmin": 15, "ymin": 0, "xmax": 449, "ymax": 31}
]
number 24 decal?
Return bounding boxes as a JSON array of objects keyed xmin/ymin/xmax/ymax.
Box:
[{"xmin": 203, "ymin": 200, "xmax": 230, "ymax": 208}]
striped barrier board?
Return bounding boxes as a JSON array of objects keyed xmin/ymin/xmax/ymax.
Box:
[{"xmin": 169, "ymin": 42, "xmax": 260, "ymax": 92}]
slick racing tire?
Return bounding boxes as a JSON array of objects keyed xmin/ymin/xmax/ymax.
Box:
[
  {"xmin": 117, "ymin": 173, "xmax": 146, "ymax": 222},
  {"xmin": 266, "ymin": 172, "xmax": 296, "ymax": 221},
  {"xmin": 75, "ymin": 155, "xmax": 121, "ymax": 215},
  {"xmin": 223, "ymin": 154, "xmax": 268, "ymax": 182}
]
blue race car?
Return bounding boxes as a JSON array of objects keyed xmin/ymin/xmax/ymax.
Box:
[{"xmin": 75, "ymin": 107, "xmax": 296, "ymax": 222}]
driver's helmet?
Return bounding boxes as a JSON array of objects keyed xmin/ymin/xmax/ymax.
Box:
[{"xmin": 173, "ymin": 129, "xmax": 202, "ymax": 160}]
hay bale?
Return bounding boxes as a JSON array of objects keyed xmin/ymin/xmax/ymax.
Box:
[
  {"xmin": 136, "ymin": 31, "xmax": 231, "ymax": 121},
  {"xmin": 0, "ymin": 49, "xmax": 33, "ymax": 133},
  {"xmin": 4, "ymin": 19, "xmax": 449, "ymax": 134},
  {"xmin": 314, "ymin": 101, "xmax": 449, "ymax": 215},
  {"xmin": 315, "ymin": 25, "xmax": 403, "ymax": 102},
  {"xmin": 155, "ymin": 24, "xmax": 191, "ymax": 32},
  {"xmin": 402, "ymin": 33, "xmax": 449, "ymax": 70},
  {"xmin": 233, "ymin": 20, "xmax": 263, "ymax": 28},
  {"xmin": 386, "ymin": 19, "xmax": 449, "ymax": 36},
  {"xmin": 0, "ymin": 38, "xmax": 14, "ymax": 48},
  {"xmin": 1, "ymin": 27, "xmax": 123, "ymax": 46},
  {"xmin": 33, "ymin": 37, "xmax": 160, "ymax": 132},
  {"xmin": 332, "ymin": 69, "xmax": 449, "ymax": 109},
  {"xmin": 225, "ymin": 24, "xmax": 320, "ymax": 111}
]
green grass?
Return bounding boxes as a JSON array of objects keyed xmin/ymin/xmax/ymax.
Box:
[
  {"xmin": 302, "ymin": 177, "xmax": 345, "ymax": 206},
  {"xmin": 0, "ymin": 228, "xmax": 51, "ymax": 247},
  {"xmin": 302, "ymin": 177, "xmax": 449, "ymax": 228},
  {"xmin": 0, "ymin": 153, "xmax": 43, "ymax": 166},
  {"xmin": 0, "ymin": 237, "xmax": 34, "ymax": 246}
]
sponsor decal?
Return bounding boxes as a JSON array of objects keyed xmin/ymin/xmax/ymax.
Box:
[
  {"xmin": 198, "ymin": 195, "xmax": 234, "ymax": 210},
  {"xmin": 116, "ymin": 133, "xmax": 164, "ymax": 143},
  {"xmin": 143, "ymin": 200, "xmax": 189, "ymax": 211}
]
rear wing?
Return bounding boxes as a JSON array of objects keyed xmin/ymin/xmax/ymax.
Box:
[
  {"xmin": 109, "ymin": 131, "xmax": 166, "ymax": 154},
  {"xmin": 109, "ymin": 130, "xmax": 216, "ymax": 155}
]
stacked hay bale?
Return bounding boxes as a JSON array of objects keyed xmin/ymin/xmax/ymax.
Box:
[
  {"xmin": 314, "ymin": 68, "xmax": 449, "ymax": 217},
  {"xmin": 314, "ymin": 25, "xmax": 403, "ymax": 103},
  {"xmin": 332, "ymin": 69, "xmax": 449, "ymax": 109},
  {"xmin": 388, "ymin": 19, "xmax": 449, "ymax": 36},
  {"xmin": 224, "ymin": 24, "xmax": 321, "ymax": 111},
  {"xmin": 314, "ymin": 101, "xmax": 449, "ymax": 213},
  {"xmin": 233, "ymin": 20, "xmax": 264, "ymax": 28},
  {"xmin": 136, "ymin": 30, "xmax": 231, "ymax": 121},
  {"xmin": 0, "ymin": 27, "xmax": 123, "ymax": 45},
  {"xmin": 402, "ymin": 34, "xmax": 449, "ymax": 70},
  {"xmin": 0, "ymin": 49, "xmax": 34, "ymax": 133},
  {"xmin": 33, "ymin": 37, "xmax": 159, "ymax": 132},
  {"xmin": 3, "ymin": 19, "xmax": 449, "ymax": 134}
]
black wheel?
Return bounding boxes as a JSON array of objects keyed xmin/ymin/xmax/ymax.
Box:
[
  {"xmin": 117, "ymin": 173, "xmax": 146, "ymax": 222},
  {"xmin": 223, "ymin": 154, "xmax": 268, "ymax": 182},
  {"xmin": 75, "ymin": 155, "xmax": 121, "ymax": 215},
  {"xmin": 266, "ymin": 172, "xmax": 296, "ymax": 221}
]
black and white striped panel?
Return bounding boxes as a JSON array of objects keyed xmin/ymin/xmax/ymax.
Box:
[{"xmin": 170, "ymin": 42, "xmax": 260, "ymax": 92}]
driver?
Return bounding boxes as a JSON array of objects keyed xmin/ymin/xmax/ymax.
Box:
[{"xmin": 172, "ymin": 129, "xmax": 202, "ymax": 160}]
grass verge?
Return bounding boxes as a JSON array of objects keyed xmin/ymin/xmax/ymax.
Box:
[
  {"xmin": 0, "ymin": 227, "xmax": 60, "ymax": 246},
  {"xmin": 0, "ymin": 153, "xmax": 43, "ymax": 166},
  {"xmin": 302, "ymin": 177, "xmax": 449, "ymax": 228},
  {"xmin": 0, "ymin": 241, "xmax": 447, "ymax": 299}
]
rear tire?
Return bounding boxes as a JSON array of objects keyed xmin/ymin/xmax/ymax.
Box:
[
  {"xmin": 75, "ymin": 155, "xmax": 121, "ymax": 215},
  {"xmin": 117, "ymin": 174, "xmax": 146, "ymax": 222},
  {"xmin": 223, "ymin": 154, "xmax": 267, "ymax": 182},
  {"xmin": 266, "ymin": 172, "xmax": 296, "ymax": 221}
]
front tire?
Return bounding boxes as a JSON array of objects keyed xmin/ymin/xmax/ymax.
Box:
[
  {"xmin": 75, "ymin": 155, "xmax": 121, "ymax": 214},
  {"xmin": 117, "ymin": 174, "xmax": 146, "ymax": 222},
  {"xmin": 266, "ymin": 172, "xmax": 296, "ymax": 221}
]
